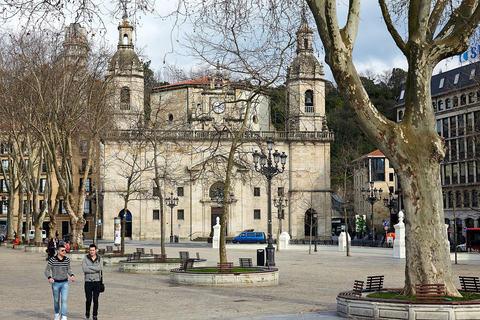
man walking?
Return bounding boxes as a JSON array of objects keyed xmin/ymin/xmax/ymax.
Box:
[{"xmin": 45, "ymin": 243, "xmax": 75, "ymax": 320}]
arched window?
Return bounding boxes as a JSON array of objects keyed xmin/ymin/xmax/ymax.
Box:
[
  {"xmin": 168, "ymin": 114, "xmax": 174, "ymax": 122},
  {"xmin": 304, "ymin": 38, "xmax": 308, "ymax": 49},
  {"xmin": 461, "ymin": 94, "xmax": 467, "ymax": 105},
  {"xmin": 120, "ymin": 87, "xmax": 130, "ymax": 110},
  {"xmin": 432, "ymin": 101, "xmax": 436, "ymax": 111},
  {"xmin": 469, "ymin": 92, "xmax": 475, "ymax": 104},
  {"xmin": 453, "ymin": 96, "xmax": 459, "ymax": 107},
  {"xmin": 438, "ymin": 100, "xmax": 444, "ymax": 111},
  {"xmin": 123, "ymin": 34, "xmax": 129, "ymax": 45},
  {"xmin": 446, "ymin": 98, "xmax": 451, "ymax": 109},
  {"xmin": 398, "ymin": 110, "xmax": 404, "ymax": 121},
  {"xmin": 305, "ymin": 90, "xmax": 314, "ymax": 112},
  {"xmin": 210, "ymin": 182, "xmax": 225, "ymax": 200}
]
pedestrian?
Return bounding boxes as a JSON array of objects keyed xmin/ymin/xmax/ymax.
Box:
[
  {"xmin": 45, "ymin": 243, "xmax": 75, "ymax": 320},
  {"xmin": 82, "ymin": 243, "xmax": 103, "ymax": 320},
  {"xmin": 48, "ymin": 238, "xmax": 56, "ymax": 259},
  {"xmin": 12, "ymin": 235, "xmax": 19, "ymax": 249}
]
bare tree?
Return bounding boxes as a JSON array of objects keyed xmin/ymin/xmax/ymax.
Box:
[{"xmin": 306, "ymin": 0, "xmax": 480, "ymax": 296}]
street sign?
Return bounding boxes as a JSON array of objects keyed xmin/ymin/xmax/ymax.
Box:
[{"xmin": 384, "ymin": 226, "xmax": 389, "ymax": 231}]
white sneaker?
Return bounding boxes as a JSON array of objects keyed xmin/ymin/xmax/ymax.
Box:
[
  {"xmin": 61, "ymin": 316, "xmax": 67, "ymax": 320},
  {"xmin": 54, "ymin": 314, "xmax": 60, "ymax": 320}
]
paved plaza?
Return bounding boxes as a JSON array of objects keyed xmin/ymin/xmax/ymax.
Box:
[{"xmin": 2, "ymin": 241, "xmax": 480, "ymax": 320}]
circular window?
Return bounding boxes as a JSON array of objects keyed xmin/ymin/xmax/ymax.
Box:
[{"xmin": 168, "ymin": 114, "xmax": 174, "ymax": 121}]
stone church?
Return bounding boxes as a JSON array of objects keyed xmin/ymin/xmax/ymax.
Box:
[{"xmin": 100, "ymin": 18, "xmax": 334, "ymax": 241}]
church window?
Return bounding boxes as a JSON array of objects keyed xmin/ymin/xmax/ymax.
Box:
[
  {"xmin": 120, "ymin": 87, "xmax": 130, "ymax": 110},
  {"xmin": 304, "ymin": 38, "xmax": 308, "ymax": 49},
  {"xmin": 123, "ymin": 34, "xmax": 128, "ymax": 45},
  {"xmin": 254, "ymin": 187, "xmax": 260, "ymax": 196},
  {"xmin": 305, "ymin": 90, "xmax": 314, "ymax": 112},
  {"xmin": 168, "ymin": 114, "xmax": 174, "ymax": 121}
]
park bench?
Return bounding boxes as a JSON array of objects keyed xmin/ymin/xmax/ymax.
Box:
[
  {"xmin": 154, "ymin": 254, "xmax": 167, "ymax": 262},
  {"xmin": 113, "ymin": 250, "xmax": 123, "ymax": 256},
  {"xmin": 365, "ymin": 275, "xmax": 384, "ymax": 292},
  {"xmin": 196, "ymin": 252, "xmax": 201, "ymax": 260},
  {"xmin": 217, "ymin": 262, "xmax": 234, "ymax": 273},
  {"xmin": 415, "ymin": 284, "xmax": 445, "ymax": 300},
  {"xmin": 180, "ymin": 258, "xmax": 195, "ymax": 270},
  {"xmin": 179, "ymin": 251, "xmax": 190, "ymax": 260},
  {"xmin": 239, "ymin": 258, "xmax": 253, "ymax": 267},
  {"xmin": 340, "ymin": 280, "xmax": 364, "ymax": 297},
  {"xmin": 136, "ymin": 248, "xmax": 145, "ymax": 254},
  {"xmin": 459, "ymin": 276, "xmax": 480, "ymax": 292}
]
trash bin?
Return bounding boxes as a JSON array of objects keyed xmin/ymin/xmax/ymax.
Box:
[
  {"xmin": 174, "ymin": 235, "xmax": 179, "ymax": 243},
  {"xmin": 257, "ymin": 249, "xmax": 265, "ymax": 266}
]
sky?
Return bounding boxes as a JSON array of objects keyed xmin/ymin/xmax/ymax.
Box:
[{"xmin": 3, "ymin": 1, "xmax": 469, "ymax": 84}]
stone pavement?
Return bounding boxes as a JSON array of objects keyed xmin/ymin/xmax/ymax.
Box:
[{"xmin": 2, "ymin": 241, "xmax": 480, "ymax": 320}]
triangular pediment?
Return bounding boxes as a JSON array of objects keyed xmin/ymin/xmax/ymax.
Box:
[{"xmin": 187, "ymin": 154, "xmax": 249, "ymax": 172}]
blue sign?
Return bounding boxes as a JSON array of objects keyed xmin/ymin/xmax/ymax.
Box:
[{"xmin": 459, "ymin": 45, "xmax": 480, "ymax": 63}]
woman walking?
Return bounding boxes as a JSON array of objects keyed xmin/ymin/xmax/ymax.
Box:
[{"xmin": 82, "ymin": 244, "xmax": 103, "ymax": 320}]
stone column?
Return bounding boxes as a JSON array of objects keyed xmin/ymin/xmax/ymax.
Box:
[
  {"xmin": 338, "ymin": 231, "xmax": 351, "ymax": 252},
  {"xmin": 212, "ymin": 217, "xmax": 220, "ymax": 249},
  {"xmin": 393, "ymin": 211, "xmax": 405, "ymax": 259},
  {"xmin": 279, "ymin": 232, "xmax": 290, "ymax": 250}
]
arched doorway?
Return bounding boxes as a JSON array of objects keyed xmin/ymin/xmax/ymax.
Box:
[
  {"xmin": 209, "ymin": 182, "xmax": 228, "ymax": 235},
  {"xmin": 304, "ymin": 209, "xmax": 318, "ymax": 238},
  {"xmin": 118, "ymin": 210, "xmax": 132, "ymax": 238}
]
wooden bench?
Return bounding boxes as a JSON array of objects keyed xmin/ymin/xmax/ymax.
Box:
[
  {"xmin": 136, "ymin": 248, "xmax": 145, "ymax": 254},
  {"xmin": 217, "ymin": 262, "xmax": 234, "ymax": 273},
  {"xmin": 180, "ymin": 258, "xmax": 195, "ymax": 270},
  {"xmin": 365, "ymin": 275, "xmax": 384, "ymax": 292},
  {"xmin": 113, "ymin": 250, "xmax": 123, "ymax": 256},
  {"xmin": 415, "ymin": 284, "xmax": 445, "ymax": 300},
  {"xmin": 239, "ymin": 258, "xmax": 253, "ymax": 267},
  {"xmin": 459, "ymin": 276, "xmax": 480, "ymax": 292},
  {"xmin": 154, "ymin": 254, "xmax": 167, "ymax": 262},
  {"xmin": 340, "ymin": 280, "xmax": 364, "ymax": 297},
  {"xmin": 179, "ymin": 251, "xmax": 190, "ymax": 260}
]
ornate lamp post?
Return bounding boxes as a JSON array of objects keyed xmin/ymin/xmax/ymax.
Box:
[
  {"xmin": 253, "ymin": 138, "xmax": 287, "ymax": 267},
  {"xmin": 273, "ymin": 197, "xmax": 288, "ymax": 233},
  {"xmin": 383, "ymin": 186, "xmax": 398, "ymax": 229},
  {"xmin": 165, "ymin": 192, "xmax": 179, "ymax": 243},
  {"xmin": 361, "ymin": 181, "xmax": 383, "ymax": 243}
]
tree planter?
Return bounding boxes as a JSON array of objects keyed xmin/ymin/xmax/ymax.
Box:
[
  {"xmin": 120, "ymin": 259, "xmax": 208, "ymax": 274},
  {"xmin": 337, "ymin": 289, "xmax": 480, "ymax": 319},
  {"xmin": 170, "ymin": 267, "xmax": 279, "ymax": 286}
]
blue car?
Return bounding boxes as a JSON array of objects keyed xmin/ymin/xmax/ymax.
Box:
[{"xmin": 232, "ymin": 232, "xmax": 266, "ymax": 244}]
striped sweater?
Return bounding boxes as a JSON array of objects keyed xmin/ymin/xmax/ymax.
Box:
[{"xmin": 45, "ymin": 255, "xmax": 74, "ymax": 282}]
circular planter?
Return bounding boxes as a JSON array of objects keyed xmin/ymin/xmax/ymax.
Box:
[
  {"xmin": 120, "ymin": 259, "xmax": 208, "ymax": 274},
  {"xmin": 24, "ymin": 246, "xmax": 48, "ymax": 253},
  {"xmin": 170, "ymin": 267, "xmax": 279, "ymax": 286},
  {"xmin": 337, "ymin": 289, "xmax": 480, "ymax": 319}
]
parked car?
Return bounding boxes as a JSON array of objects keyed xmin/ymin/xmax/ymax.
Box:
[
  {"xmin": 232, "ymin": 231, "xmax": 266, "ymax": 244},
  {"xmin": 457, "ymin": 243, "xmax": 466, "ymax": 252},
  {"xmin": 22, "ymin": 230, "xmax": 47, "ymax": 240}
]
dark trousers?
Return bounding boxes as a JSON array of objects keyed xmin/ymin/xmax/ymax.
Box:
[{"xmin": 85, "ymin": 281, "xmax": 101, "ymax": 317}]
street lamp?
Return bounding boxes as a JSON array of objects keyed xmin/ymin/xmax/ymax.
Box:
[
  {"xmin": 273, "ymin": 197, "xmax": 288, "ymax": 233},
  {"xmin": 383, "ymin": 186, "xmax": 398, "ymax": 229},
  {"xmin": 165, "ymin": 192, "xmax": 179, "ymax": 243},
  {"xmin": 253, "ymin": 137, "xmax": 287, "ymax": 267},
  {"xmin": 361, "ymin": 181, "xmax": 383, "ymax": 243}
]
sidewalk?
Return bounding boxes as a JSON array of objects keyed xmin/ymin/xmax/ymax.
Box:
[{"xmin": 3, "ymin": 241, "xmax": 479, "ymax": 320}]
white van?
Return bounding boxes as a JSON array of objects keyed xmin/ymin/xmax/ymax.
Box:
[{"xmin": 29, "ymin": 230, "xmax": 47, "ymax": 240}]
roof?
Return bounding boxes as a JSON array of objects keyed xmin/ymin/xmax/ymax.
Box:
[
  {"xmin": 153, "ymin": 77, "xmax": 211, "ymax": 90},
  {"xmin": 395, "ymin": 61, "xmax": 480, "ymax": 107},
  {"xmin": 353, "ymin": 149, "xmax": 385, "ymax": 162}
]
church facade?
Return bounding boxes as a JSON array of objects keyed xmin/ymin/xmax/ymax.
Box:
[{"xmin": 100, "ymin": 19, "xmax": 334, "ymax": 241}]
